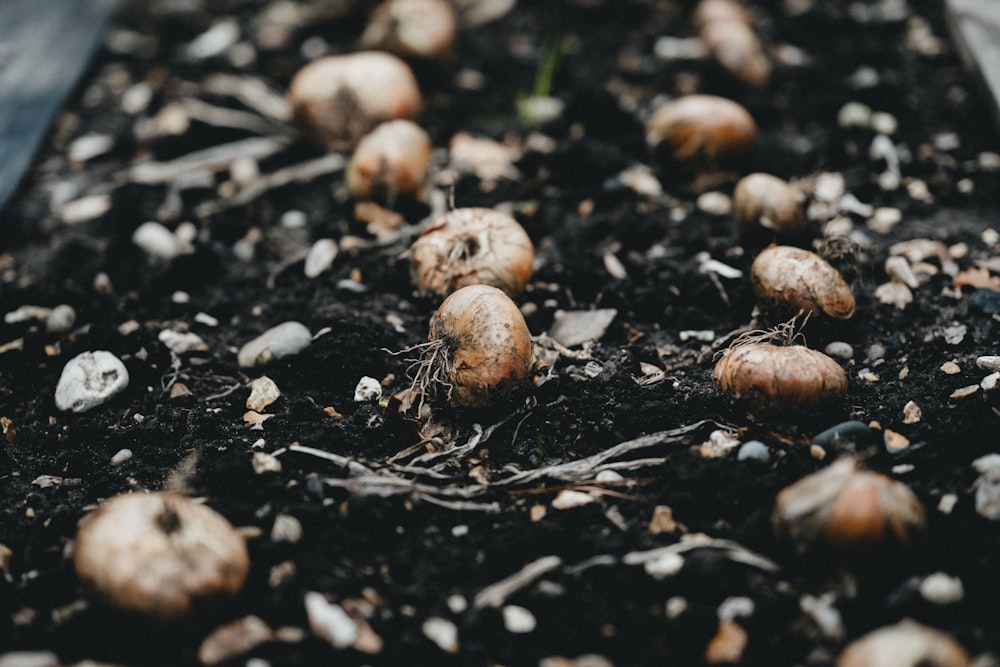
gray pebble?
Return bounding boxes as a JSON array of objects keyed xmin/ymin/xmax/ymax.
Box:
[
  {"xmin": 132, "ymin": 221, "xmax": 181, "ymax": 260},
  {"xmin": 737, "ymin": 440, "xmax": 770, "ymax": 462},
  {"xmin": 54, "ymin": 351, "xmax": 130, "ymax": 413},
  {"xmin": 812, "ymin": 420, "xmax": 873, "ymax": 451},
  {"xmin": 45, "ymin": 305, "xmax": 76, "ymax": 334},
  {"xmin": 824, "ymin": 341, "xmax": 854, "ymax": 360},
  {"xmin": 977, "ymin": 355, "xmax": 1000, "ymax": 372},
  {"xmin": 110, "ymin": 448, "xmax": 133, "ymax": 466},
  {"xmin": 304, "ymin": 239, "xmax": 338, "ymax": 278},
  {"xmin": 237, "ymin": 321, "xmax": 311, "ymax": 367}
]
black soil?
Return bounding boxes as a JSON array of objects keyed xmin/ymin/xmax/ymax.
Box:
[{"xmin": 2, "ymin": 0, "xmax": 1000, "ymax": 665}]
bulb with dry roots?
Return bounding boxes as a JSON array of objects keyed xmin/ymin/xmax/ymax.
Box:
[
  {"xmin": 837, "ymin": 619, "xmax": 970, "ymax": 667},
  {"xmin": 288, "ymin": 51, "xmax": 422, "ymax": 150},
  {"xmin": 645, "ymin": 94, "xmax": 757, "ymax": 176},
  {"xmin": 773, "ymin": 458, "xmax": 927, "ymax": 559},
  {"xmin": 732, "ymin": 173, "xmax": 805, "ymax": 244},
  {"xmin": 409, "ymin": 284, "xmax": 533, "ymax": 409},
  {"xmin": 73, "ymin": 492, "xmax": 249, "ymax": 622},
  {"xmin": 694, "ymin": 0, "xmax": 771, "ymax": 89},
  {"xmin": 409, "ymin": 207, "xmax": 534, "ymax": 299},
  {"xmin": 751, "ymin": 245, "xmax": 855, "ymax": 319},
  {"xmin": 714, "ymin": 325, "xmax": 847, "ymax": 411},
  {"xmin": 346, "ymin": 119, "xmax": 432, "ymax": 201},
  {"xmin": 361, "ymin": 0, "xmax": 458, "ymax": 59}
]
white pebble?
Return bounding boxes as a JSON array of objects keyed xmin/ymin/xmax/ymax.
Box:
[
  {"xmin": 194, "ymin": 312, "xmax": 220, "ymax": 327},
  {"xmin": 824, "ymin": 341, "xmax": 854, "ymax": 360},
  {"xmin": 158, "ymin": 329, "xmax": 208, "ymax": 355},
  {"xmin": 353, "ymin": 376, "xmax": 382, "ymax": 402},
  {"xmin": 55, "ymin": 351, "xmax": 130, "ymax": 413},
  {"xmin": 982, "ymin": 372, "xmax": 1000, "ymax": 391},
  {"xmin": 696, "ymin": 191, "xmax": 731, "ymax": 216},
  {"xmin": 870, "ymin": 111, "xmax": 898, "ymax": 135},
  {"xmin": 919, "ymin": 572, "xmax": 964, "ymax": 605},
  {"xmin": 281, "ymin": 210, "xmax": 308, "ymax": 229},
  {"xmin": 502, "ymin": 605, "xmax": 537, "ymax": 634},
  {"xmin": 271, "ymin": 513, "xmax": 303, "ymax": 543},
  {"xmin": 4, "ymin": 305, "xmax": 52, "ymax": 325},
  {"xmin": 247, "ymin": 376, "xmax": 281, "ymax": 411},
  {"xmin": 132, "ymin": 221, "xmax": 181, "ymax": 260},
  {"xmin": 237, "ymin": 321, "xmax": 311, "ymax": 367},
  {"xmin": 110, "ymin": 448, "xmax": 133, "ymax": 466},
  {"xmin": 867, "ymin": 207, "xmax": 902, "ymax": 234},
  {"xmin": 305, "ymin": 592, "xmax": 357, "ymax": 648},
  {"xmin": 644, "ymin": 552, "xmax": 685, "ymax": 579},
  {"xmin": 422, "ymin": 617, "xmax": 460, "ymax": 653},
  {"xmin": 304, "ymin": 239, "xmax": 338, "ymax": 278},
  {"xmin": 977, "ymin": 356, "xmax": 1000, "ymax": 372},
  {"xmin": 737, "ymin": 440, "xmax": 770, "ymax": 462},
  {"xmin": 837, "ymin": 101, "xmax": 872, "ymax": 129},
  {"xmin": 45, "ymin": 305, "xmax": 76, "ymax": 334}
]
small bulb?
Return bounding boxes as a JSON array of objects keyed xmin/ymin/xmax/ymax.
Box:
[
  {"xmin": 646, "ymin": 94, "xmax": 757, "ymax": 176},
  {"xmin": 695, "ymin": 0, "xmax": 771, "ymax": 88},
  {"xmin": 751, "ymin": 245, "xmax": 855, "ymax": 320},
  {"xmin": 714, "ymin": 342, "xmax": 847, "ymax": 411},
  {"xmin": 288, "ymin": 51, "xmax": 422, "ymax": 150},
  {"xmin": 733, "ymin": 173, "xmax": 805, "ymax": 244},
  {"xmin": 346, "ymin": 119, "xmax": 432, "ymax": 201},
  {"xmin": 361, "ymin": 0, "xmax": 457, "ymax": 59}
]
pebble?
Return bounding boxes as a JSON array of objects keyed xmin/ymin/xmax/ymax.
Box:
[
  {"xmin": 883, "ymin": 429, "xmax": 910, "ymax": 453},
  {"xmin": 502, "ymin": 605, "xmax": 537, "ymax": 634},
  {"xmin": 159, "ymin": 329, "xmax": 209, "ymax": 355},
  {"xmin": 197, "ymin": 616, "xmax": 274, "ymax": 666},
  {"xmin": 247, "ymin": 376, "xmax": 281, "ymax": 411},
  {"xmin": 884, "ymin": 255, "xmax": 919, "ymax": 287},
  {"xmin": 982, "ymin": 372, "xmax": 1000, "ymax": 391},
  {"xmin": 110, "ymin": 449, "xmax": 133, "ymax": 466},
  {"xmin": 132, "ymin": 221, "xmax": 182, "ymax": 260},
  {"xmin": 551, "ymin": 489, "xmax": 596, "ymax": 509},
  {"xmin": 950, "ymin": 384, "xmax": 979, "ymax": 400},
  {"xmin": 422, "ymin": 617, "xmax": 459, "ymax": 653},
  {"xmin": 737, "ymin": 440, "xmax": 770, "ymax": 462},
  {"xmin": 54, "ymin": 351, "xmax": 130, "ymax": 413},
  {"xmin": 696, "ymin": 192, "xmax": 731, "ymax": 216},
  {"xmin": 304, "ymin": 239, "xmax": 338, "ymax": 278},
  {"xmin": 977, "ymin": 356, "xmax": 1000, "ymax": 372},
  {"xmin": 837, "ymin": 101, "xmax": 872, "ymax": 129},
  {"xmin": 304, "ymin": 592, "xmax": 357, "ymax": 649},
  {"xmin": 974, "ymin": 458, "xmax": 1000, "ymax": 520},
  {"xmin": 270, "ymin": 513, "xmax": 303, "ymax": 543},
  {"xmin": 823, "ymin": 341, "xmax": 854, "ymax": 360},
  {"xmin": 918, "ymin": 572, "xmax": 964, "ymax": 605},
  {"xmin": 251, "ymin": 451, "xmax": 281, "ymax": 475},
  {"xmin": 353, "ymin": 376, "xmax": 382, "ymax": 402},
  {"xmin": 812, "ymin": 420, "xmax": 873, "ymax": 451},
  {"xmin": 45, "ymin": 305, "xmax": 76, "ymax": 334},
  {"xmin": 237, "ymin": 321, "xmax": 311, "ymax": 367},
  {"xmin": 902, "ymin": 400, "xmax": 922, "ymax": 424}
]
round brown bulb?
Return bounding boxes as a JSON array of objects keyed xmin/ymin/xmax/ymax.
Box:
[
  {"xmin": 695, "ymin": 0, "xmax": 771, "ymax": 88},
  {"xmin": 751, "ymin": 245, "xmax": 855, "ymax": 320},
  {"xmin": 837, "ymin": 620, "xmax": 970, "ymax": 667},
  {"xmin": 346, "ymin": 119, "xmax": 432, "ymax": 201},
  {"xmin": 416, "ymin": 284, "xmax": 533, "ymax": 409},
  {"xmin": 361, "ymin": 0, "xmax": 457, "ymax": 59},
  {"xmin": 714, "ymin": 342, "xmax": 847, "ymax": 411},
  {"xmin": 73, "ymin": 492, "xmax": 249, "ymax": 622},
  {"xmin": 288, "ymin": 51, "xmax": 422, "ymax": 150},
  {"xmin": 733, "ymin": 173, "xmax": 805, "ymax": 244},
  {"xmin": 645, "ymin": 94, "xmax": 757, "ymax": 175},
  {"xmin": 409, "ymin": 207, "xmax": 534, "ymax": 299},
  {"xmin": 773, "ymin": 458, "xmax": 927, "ymax": 558}
]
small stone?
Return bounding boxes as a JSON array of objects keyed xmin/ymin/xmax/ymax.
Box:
[
  {"xmin": 132, "ymin": 221, "xmax": 182, "ymax": 260},
  {"xmin": 943, "ymin": 324, "xmax": 967, "ymax": 345},
  {"xmin": 305, "ymin": 592, "xmax": 357, "ymax": 649},
  {"xmin": 551, "ymin": 490, "xmax": 596, "ymax": 509},
  {"xmin": 977, "ymin": 356, "xmax": 1000, "ymax": 372},
  {"xmin": 870, "ymin": 111, "xmax": 898, "ymax": 135},
  {"xmin": 837, "ymin": 101, "xmax": 872, "ymax": 129},
  {"xmin": 644, "ymin": 551, "xmax": 685, "ymax": 579},
  {"xmin": 902, "ymin": 400, "xmax": 922, "ymax": 424},
  {"xmin": 271, "ymin": 513, "xmax": 303, "ymax": 543},
  {"xmin": 975, "ymin": 463, "xmax": 1000, "ymax": 520},
  {"xmin": 648, "ymin": 505, "xmax": 679, "ymax": 534},
  {"xmin": 237, "ymin": 321, "xmax": 311, "ymax": 367},
  {"xmin": 354, "ymin": 376, "xmax": 382, "ymax": 402},
  {"xmin": 810, "ymin": 444, "xmax": 826, "ymax": 459},
  {"xmin": 737, "ymin": 440, "xmax": 770, "ymax": 462},
  {"xmin": 422, "ymin": 617, "xmax": 459, "ymax": 653},
  {"xmin": 918, "ymin": 572, "xmax": 964, "ymax": 605},
  {"xmin": 696, "ymin": 191, "xmax": 731, "ymax": 216},
  {"xmin": 158, "ymin": 329, "xmax": 208, "ymax": 355},
  {"xmin": 0, "ymin": 652, "xmax": 60, "ymax": 667},
  {"xmin": 812, "ymin": 421, "xmax": 873, "ymax": 451},
  {"xmin": 252, "ymin": 451, "xmax": 282, "ymax": 475},
  {"xmin": 884, "ymin": 255, "xmax": 919, "ymax": 287},
  {"xmin": 110, "ymin": 449, "xmax": 133, "ymax": 466},
  {"xmin": 304, "ymin": 239, "xmax": 338, "ymax": 278},
  {"xmin": 875, "ymin": 281, "xmax": 912, "ymax": 309},
  {"xmin": 45, "ymin": 305, "xmax": 76, "ymax": 334},
  {"xmin": 940, "ymin": 361, "xmax": 961, "ymax": 375},
  {"xmin": 247, "ymin": 376, "xmax": 281, "ymax": 411},
  {"xmin": 547, "ymin": 309, "xmax": 617, "ymax": 347},
  {"xmin": 704, "ymin": 620, "xmax": 748, "ymax": 665},
  {"xmin": 982, "ymin": 372, "xmax": 1000, "ymax": 391},
  {"xmin": 950, "ymin": 384, "xmax": 979, "ymax": 400},
  {"xmin": 884, "ymin": 429, "xmax": 910, "ymax": 453},
  {"xmin": 938, "ymin": 493, "xmax": 958, "ymax": 514},
  {"xmin": 60, "ymin": 194, "xmax": 111, "ymax": 224},
  {"xmin": 54, "ymin": 351, "xmax": 130, "ymax": 413},
  {"xmin": 198, "ymin": 616, "xmax": 274, "ymax": 666},
  {"xmin": 824, "ymin": 341, "xmax": 854, "ymax": 360},
  {"xmin": 502, "ymin": 605, "xmax": 537, "ymax": 634},
  {"xmin": 195, "ymin": 312, "xmax": 220, "ymax": 327}
]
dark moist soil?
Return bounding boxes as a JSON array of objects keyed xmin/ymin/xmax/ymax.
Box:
[{"xmin": 2, "ymin": 0, "xmax": 1000, "ymax": 665}]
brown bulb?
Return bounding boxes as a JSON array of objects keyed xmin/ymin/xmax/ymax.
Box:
[
  {"xmin": 751, "ymin": 245, "xmax": 855, "ymax": 320},
  {"xmin": 361, "ymin": 0, "xmax": 457, "ymax": 59},
  {"xmin": 733, "ymin": 173, "xmax": 805, "ymax": 244},
  {"xmin": 409, "ymin": 207, "xmax": 534, "ymax": 299},
  {"xmin": 288, "ymin": 51, "xmax": 422, "ymax": 150},
  {"xmin": 346, "ymin": 119, "xmax": 432, "ymax": 201},
  {"xmin": 714, "ymin": 342, "xmax": 847, "ymax": 411},
  {"xmin": 695, "ymin": 0, "xmax": 771, "ymax": 88},
  {"xmin": 645, "ymin": 94, "xmax": 757, "ymax": 176},
  {"xmin": 773, "ymin": 458, "xmax": 927, "ymax": 558},
  {"xmin": 73, "ymin": 492, "xmax": 249, "ymax": 622},
  {"xmin": 837, "ymin": 620, "xmax": 970, "ymax": 667}
]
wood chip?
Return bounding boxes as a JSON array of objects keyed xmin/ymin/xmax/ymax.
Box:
[{"xmin": 940, "ymin": 361, "xmax": 961, "ymax": 374}]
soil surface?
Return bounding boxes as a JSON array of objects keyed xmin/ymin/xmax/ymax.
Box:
[{"xmin": 2, "ymin": 0, "xmax": 1000, "ymax": 665}]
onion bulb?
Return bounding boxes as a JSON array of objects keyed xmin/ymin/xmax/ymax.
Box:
[
  {"xmin": 409, "ymin": 207, "xmax": 534, "ymax": 299},
  {"xmin": 361, "ymin": 0, "xmax": 457, "ymax": 59},
  {"xmin": 288, "ymin": 51, "xmax": 422, "ymax": 150},
  {"xmin": 73, "ymin": 492, "xmax": 249, "ymax": 621},
  {"xmin": 714, "ymin": 340, "xmax": 847, "ymax": 411},
  {"xmin": 411, "ymin": 284, "xmax": 533, "ymax": 409},
  {"xmin": 751, "ymin": 245, "xmax": 855, "ymax": 320},
  {"xmin": 733, "ymin": 173, "xmax": 805, "ymax": 244},
  {"xmin": 346, "ymin": 119, "xmax": 432, "ymax": 201}
]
